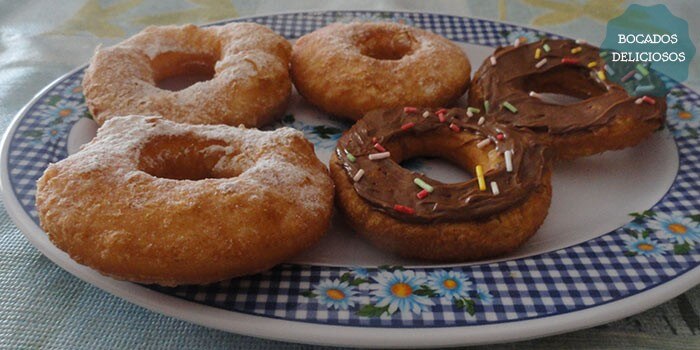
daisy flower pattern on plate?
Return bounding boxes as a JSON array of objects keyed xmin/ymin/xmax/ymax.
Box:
[
  {"xmin": 647, "ymin": 213, "xmax": 700, "ymax": 245},
  {"xmin": 505, "ymin": 30, "xmax": 540, "ymax": 45},
  {"xmin": 473, "ymin": 288, "xmax": 494, "ymax": 305},
  {"xmin": 428, "ymin": 270, "xmax": 472, "ymax": 300},
  {"xmin": 312, "ymin": 279, "xmax": 358, "ymax": 310},
  {"xmin": 667, "ymin": 102, "xmax": 699, "ymax": 138},
  {"xmin": 370, "ymin": 270, "xmax": 434, "ymax": 315},
  {"xmin": 623, "ymin": 235, "xmax": 672, "ymax": 257}
]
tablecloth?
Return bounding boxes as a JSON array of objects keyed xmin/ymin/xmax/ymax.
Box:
[{"xmin": 1, "ymin": 1, "xmax": 699, "ymax": 348}]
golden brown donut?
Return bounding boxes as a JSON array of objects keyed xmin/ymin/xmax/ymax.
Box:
[
  {"xmin": 469, "ymin": 39, "xmax": 666, "ymax": 160},
  {"xmin": 291, "ymin": 22, "xmax": 471, "ymax": 121},
  {"xmin": 330, "ymin": 107, "xmax": 552, "ymax": 261},
  {"xmin": 83, "ymin": 23, "xmax": 292, "ymax": 127},
  {"xmin": 35, "ymin": 115, "xmax": 334, "ymax": 286}
]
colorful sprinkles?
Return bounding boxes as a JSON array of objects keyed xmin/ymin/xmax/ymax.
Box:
[
  {"xmin": 490, "ymin": 181, "xmax": 500, "ymax": 195},
  {"xmin": 374, "ymin": 143, "xmax": 386, "ymax": 152},
  {"xmin": 401, "ymin": 122, "xmax": 416, "ymax": 131},
  {"xmin": 403, "ymin": 107, "xmax": 417, "ymax": 113},
  {"xmin": 542, "ymin": 43, "xmax": 551, "ymax": 52},
  {"xmin": 570, "ymin": 46, "xmax": 582, "ymax": 54},
  {"xmin": 476, "ymin": 138, "xmax": 491, "ymax": 149},
  {"xmin": 475, "ymin": 165, "xmax": 486, "ymax": 191},
  {"xmin": 393, "ymin": 204, "xmax": 415, "ymax": 215},
  {"xmin": 535, "ymin": 58, "xmax": 547, "ymax": 69},
  {"xmin": 345, "ymin": 150, "xmax": 356, "ymax": 163},
  {"xmin": 414, "ymin": 178, "xmax": 434, "ymax": 193},
  {"xmin": 504, "ymin": 150, "xmax": 513, "ymax": 172},
  {"xmin": 369, "ymin": 152, "xmax": 390, "ymax": 160},
  {"xmin": 490, "ymin": 56, "xmax": 497, "ymax": 66},
  {"xmin": 353, "ymin": 169, "xmax": 365, "ymax": 182},
  {"xmin": 502, "ymin": 101, "xmax": 518, "ymax": 114}
]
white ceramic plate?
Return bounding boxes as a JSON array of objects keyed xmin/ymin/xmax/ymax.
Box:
[{"xmin": 2, "ymin": 11, "xmax": 699, "ymax": 348}]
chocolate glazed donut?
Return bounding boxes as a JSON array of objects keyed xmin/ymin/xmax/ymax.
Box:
[
  {"xmin": 469, "ymin": 39, "xmax": 666, "ymax": 160},
  {"xmin": 329, "ymin": 108, "xmax": 552, "ymax": 261}
]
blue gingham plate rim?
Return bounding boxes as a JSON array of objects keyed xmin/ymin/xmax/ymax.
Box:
[{"xmin": 2, "ymin": 10, "xmax": 699, "ymax": 348}]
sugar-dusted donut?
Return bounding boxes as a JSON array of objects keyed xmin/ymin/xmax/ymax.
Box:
[
  {"xmin": 469, "ymin": 39, "xmax": 666, "ymax": 160},
  {"xmin": 83, "ymin": 23, "xmax": 292, "ymax": 127},
  {"xmin": 36, "ymin": 115, "xmax": 334, "ymax": 286},
  {"xmin": 329, "ymin": 107, "xmax": 552, "ymax": 261},
  {"xmin": 291, "ymin": 22, "xmax": 471, "ymax": 121}
]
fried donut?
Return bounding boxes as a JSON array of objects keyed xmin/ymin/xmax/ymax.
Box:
[
  {"xmin": 83, "ymin": 23, "xmax": 292, "ymax": 127},
  {"xmin": 291, "ymin": 22, "xmax": 471, "ymax": 121},
  {"xmin": 35, "ymin": 115, "xmax": 334, "ymax": 286},
  {"xmin": 469, "ymin": 39, "xmax": 666, "ymax": 160},
  {"xmin": 329, "ymin": 107, "xmax": 552, "ymax": 261}
]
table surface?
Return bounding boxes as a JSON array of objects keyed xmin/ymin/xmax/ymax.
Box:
[{"xmin": 1, "ymin": 1, "xmax": 699, "ymax": 349}]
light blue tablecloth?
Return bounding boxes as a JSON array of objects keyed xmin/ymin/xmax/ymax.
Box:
[{"xmin": 1, "ymin": 1, "xmax": 698, "ymax": 348}]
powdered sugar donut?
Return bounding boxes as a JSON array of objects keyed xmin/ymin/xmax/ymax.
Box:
[
  {"xmin": 83, "ymin": 23, "xmax": 292, "ymax": 127},
  {"xmin": 291, "ymin": 22, "xmax": 471, "ymax": 121},
  {"xmin": 35, "ymin": 115, "xmax": 334, "ymax": 286}
]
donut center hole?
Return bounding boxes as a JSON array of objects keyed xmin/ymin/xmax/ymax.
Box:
[
  {"xmin": 389, "ymin": 132, "xmax": 492, "ymax": 184},
  {"xmin": 152, "ymin": 53, "xmax": 217, "ymax": 91},
  {"xmin": 356, "ymin": 29, "xmax": 416, "ymax": 60},
  {"xmin": 518, "ymin": 65, "xmax": 607, "ymax": 105},
  {"xmin": 401, "ymin": 157, "xmax": 473, "ymax": 184},
  {"xmin": 138, "ymin": 134, "xmax": 239, "ymax": 180}
]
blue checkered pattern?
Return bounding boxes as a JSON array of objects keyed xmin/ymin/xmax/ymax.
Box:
[{"xmin": 5, "ymin": 11, "xmax": 700, "ymax": 328}]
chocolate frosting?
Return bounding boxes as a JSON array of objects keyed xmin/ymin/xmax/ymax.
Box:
[
  {"xmin": 335, "ymin": 108, "xmax": 548, "ymax": 223},
  {"xmin": 470, "ymin": 39, "xmax": 666, "ymax": 134}
]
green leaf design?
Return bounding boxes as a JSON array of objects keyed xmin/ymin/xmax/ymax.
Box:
[
  {"xmin": 377, "ymin": 265, "xmax": 405, "ymax": 271},
  {"xmin": 670, "ymin": 89, "xmax": 686, "ymax": 97},
  {"xmin": 629, "ymin": 210, "xmax": 656, "ymax": 220},
  {"xmin": 689, "ymin": 214, "xmax": 700, "ymax": 223},
  {"xmin": 47, "ymin": 95, "xmax": 61, "ymax": 106},
  {"xmin": 413, "ymin": 285, "xmax": 438, "ymax": 297},
  {"xmin": 623, "ymin": 228, "xmax": 641, "ymax": 238},
  {"xmin": 688, "ymin": 128, "xmax": 699, "ymax": 138},
  {"xmin": 357, "ymin": 304, "xmax": 391, "ymax": 317},
  {"xmin": 349, "ymin": 278, "xmax": 369, "ymax": 286},
  {"xmin": 300, "ymin": 291, "xmax": 317, "ymax": 298},
  {"xmin": 624, "ymin": 251, "xmax": 638, "ymax": 257},
  {"xmin": 83, "ymin": 110, "xmax": 94, "ymax": 120},
  {"xmin": 312, "ymin": 125, "xmax": 342, "ymax": 139},
  {"xmin": 282, "ymin": 114, "xmax": 295, "ymax": 124},
  {"xmin": 22, "ymin": 130, "xmax": 43, "ymax": 138},
  {"xmin": 340, "ymin": 272, "xmax": 352, "ymax": 283},
  {"xmin": 674, "ymin": 242, "xmax": 691, "ymax": 255},
  {"xmin": 454, "ymin": 298, "xmax": 476, "ymax": 316}
]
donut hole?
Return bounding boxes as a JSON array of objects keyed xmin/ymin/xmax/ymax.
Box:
[
  {"xmin": 388, "ymin": 132, "xmax": 495, "ymax": 184},
  {"xmin": 138, "ymin": 134, "xmax": 239, "ymax": 180},
  {"xmin": 152, "ymin": 52, "xmax": 218, "ymax": 91},
  {"xmin": 355, "ymin": 29, "xmax": 416, "ymax": 60},
  {"xmin": 517, "ymin": 65, "xmax": 607, "ymax": 105}
]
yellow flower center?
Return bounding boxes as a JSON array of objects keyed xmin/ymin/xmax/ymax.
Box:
[
  {"xmin": 443, "ymin": 279, "xmax": 458, "ymax": 290},
  {"xmin": 325, "ymin": 289, "xmax": 345, "ymax": 301},
  {"xmin": 59, "ymin": 108, "xmax": 72, "ymax": 117},
  {"xmin": 678, "ymin": 111, "xmax": 692, "ymax": 120},
  {"xmin": 391, "ymin": 283, "xmax": 413, "ymax": 298},
  {"xmin": 72, "ymin": 86, "xmax": 82, "ymax": 93},
  {"xmin": 50, "ymin": 130, "xmax": 58, "ymax": 135},
  {"xmin": 668, "ymin": 223, "xmax": 687, "ymax": 234},
  {"xmin": 637, "ymin": 243, "xmax": 655, "ymax": 251}
]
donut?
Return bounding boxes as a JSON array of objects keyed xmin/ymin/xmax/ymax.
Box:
[
  {"xmin": 83, "ymin": 23, "xmax": 292, "ymax": 127},
  {"xmin": 35, "ymin": 115, "xmax": 334, "ymax": 286},
  {"xmin": 469, "ymin": 39, "xmax": 666, "ymax": 160},
  {"xmin": 291, "ymin": 22, "xmax": 471, "ymax": 121},
  {"xmin": 329, "ymin": 107, "xmax": 552, "ymax": 261}
]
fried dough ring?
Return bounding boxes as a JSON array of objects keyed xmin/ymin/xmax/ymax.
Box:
[
  {"xmin": 330, "ymin": 108, "xmax": 552, "ymax": 261},
  {"xmin": 469, "ymin": 39, "xmax": 666, "ymax": 160},
  {"xmin": 291, "ymin": 22, "xmax": 471, "ymax": 121},
  {"xmin": 83, "ymin": 23, "xmax": 292, "ymax": 127},
  {"xmin": 36, "ymin": 116, "xmax": 334, "ymax": 286}
]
